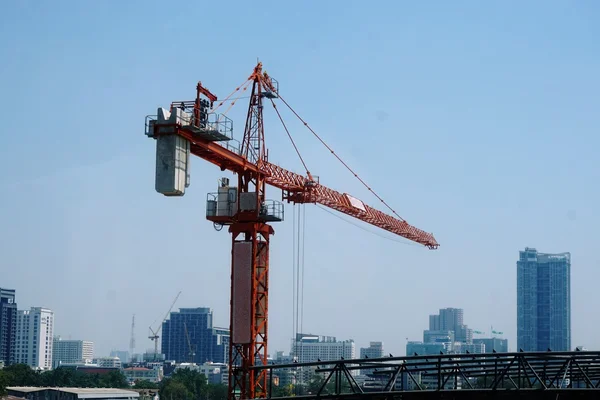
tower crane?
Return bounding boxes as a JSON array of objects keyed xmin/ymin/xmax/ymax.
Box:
[
  {"xmin": 184, "ymin": 322, "xmax": 196, "ymax": 364},
  {"xmin": 144, "ymin": 63, "xmax": 438, "ymax": 400},
  {"xmin": 148, "ymin": 291, "xmax": 181, "ymax": 361}
]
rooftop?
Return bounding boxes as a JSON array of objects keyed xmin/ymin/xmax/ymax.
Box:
[{"xmin": 7, "ymin": 388, "xmax": 139, "ymax": 399}]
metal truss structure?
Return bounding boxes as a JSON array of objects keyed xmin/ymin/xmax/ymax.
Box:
[{"xmin": 255, "ymin": 351, "xmax": 600, "ymax": 399}]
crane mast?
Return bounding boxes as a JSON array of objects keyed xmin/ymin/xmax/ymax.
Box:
[
  {"xmin": 222, "ymin": 64, "xmax": 276, "ymax": 400},
  {"xmin": 144, "ymin": 63, "xmax": 438, "ymax": 400}
]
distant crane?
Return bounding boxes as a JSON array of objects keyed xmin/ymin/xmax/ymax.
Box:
[
  {"xmin": 184, "ymin": 322, "xmax": 196, "ymax": 364},
  {"xmin": 149, "ymin": 291, "xmax": 181, "ymax": 360},
  {"xmin": 145, "ymin": 63, "xmax": 438, "ymax": 400}
]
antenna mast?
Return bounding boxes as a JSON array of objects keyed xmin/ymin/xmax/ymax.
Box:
[{"xmin": 129, "ymin": 314, "xmax": 136, "ymax": 362}]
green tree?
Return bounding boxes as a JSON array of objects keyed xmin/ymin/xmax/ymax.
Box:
[
  {"xmin": 99, "ymin": 370, "xmax": 129, "ymax": 388},
  {"xmin": 205, "ymin": 383, "xmax": 227, "ymax": 400},
  {"xmin": 161, "ymin": 380, "xmax": 191, "ymax": 400},
  {"xmin": 270, "ymin": 383, "xmax": 293, "ymax": 398},
  {"xmin": 0, "ymin": 370, "xmax": 9, "ymax": 396},
  {"xmin": 134, "ymin": 380, "xmax": 159, "ymax": 390},
  {"xmin": 164, "ymin": 369, "xmax": 207, "ymax": 399},
  {"xmin": 306, "ymin": 374, "xmax": 336, "ymax": 395},
  {"xmin": 3, "ymin": 364, "xmax": 41, "ymax": 386}
]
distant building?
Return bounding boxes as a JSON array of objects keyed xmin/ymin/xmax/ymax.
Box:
[
  {"xmin": 359, "ymin": 342, "xmax": 383, "ymax": 376},
  {"xmin": 161, "ymin": 308, "xmax": 229, "ymax": 364},
  {"xmin": 423, "ymin": 330, "xmax": 454, "ymax": 346},
  {"xmin": 174, "ymin": 362, "xmax": 228, "ymax": 385},
  {"xmin": 93, "ymin": 357, "xmax": 122, "ymax": 369},
  {"xmin": 110, "ymin": 350, "xmax": 130, "ymax": 363},
  {"xmin": 7, "ymin": 387, "xmax": 139, "ymax": 400},
  {"xmin": 269, "ymin": 353, "xmax": 296, "ymax": 386},
  {"xmin": 291, "ymin": 333, "xmax": 355, "ymax": 363},
  {"xmin": 142, "ymin": 352, "xmax": 165, "ymax": 362},
  {"xmin": 473, "ymin": 338, "xmax": 508, "ymax": 353},
  {"xmin": 62, "ymin": 365, "xmax": 118, "ymax": 375},
  {"xmin": 360, "ymin": 342, "xmax": 384, "ymax": 359},
  {"xmin": 517, "ymin": 248, "xmax": 571, "ymax": 351},
  {"xmin": 58, "ymin": 360, "xmax": 97, "ymax": 368},
  {"xmin": 406, "ymin": 341, "xmax": 447, "ymax": 356},
  {"xmin": 123, "ymin": 366, "xmax": 163, "ymax": 384},
  {"xmin": 0, "ymin": 288, "xmax": 17, "ymax": 365},
  {"xmin": 212, "ymin": 327, "xmax": 229, "ymax": 363},
  {"xmin": 429, "ymin": 308, "xmax": 472, "ymax": 344},
  {"xmin": 199, "ymin": 362, "xmax": 228, "ymax": 385},
  {"xmin": 53, "ymin": 338, "xmax": 94, "ymax": 368},
  {"xmin": 16, "ymin": 307, "xmax": 54, "ymax": 370},
  {"xmin": 452, "ymin": 342, "xmax": 485, "ymax": 354}
]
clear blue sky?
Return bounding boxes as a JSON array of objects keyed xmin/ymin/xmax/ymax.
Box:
[{"xmin": 1, "ymin": 1, "xmax": 599, "ymax": 358}]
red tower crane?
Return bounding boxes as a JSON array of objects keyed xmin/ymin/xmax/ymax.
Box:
[{"xmin": 145, "ymin": 63, "xmax": 438, "ymax": 400}]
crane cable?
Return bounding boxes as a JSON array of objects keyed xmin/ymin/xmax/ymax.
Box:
[
  {"xmin": 217, "ymin": 81, "xmax": 252, "ymax": 119},
  {"xmin": 292, "ymin": 205, "xmax": 297, "ymax": 348},
  {"xmin": 269, "ymin": 98, "xmax": 311, "ymax": 177},
  {"xmin": 292, "ymin": 203, "xmax": 306, "ymax": 388},
  {"xmin": 211, "ymin": 79, "xmax": 251, "ymax": 113},
  {"xmin": 277, "ymin": 94, "xmax": 407, "ymax": 223}
]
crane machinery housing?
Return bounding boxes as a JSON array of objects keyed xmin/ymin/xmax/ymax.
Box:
[{"xmin": 144, "ymin": 63, "xmax": 438, "ymax": 400}]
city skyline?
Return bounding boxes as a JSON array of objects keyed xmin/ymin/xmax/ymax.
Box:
[{"xmin": 0, "ymin": 283, "xmax": 527, "ymax": 362}]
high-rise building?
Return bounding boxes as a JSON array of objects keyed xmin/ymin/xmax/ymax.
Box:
[
  {"xmin": 360, "ymin": 342, "xmax": 383, "ymax": 359},
  {"xmin": 53, "ymin": 337, "xmax": 94, "ymax": 368},
  {"xmin": 291, "ymin": 333, "xmax": 355, "ymax": 363},
  {"xmin": 162, "ymin": 308, "xmax": 229, "ymax": 364},
  {"xmin": 16, "ymin": 307, "xmax": 54, "ymax": 370},
  {"xmin": 0, "ymin": 288, "xmax": 17, "ymax": 365},
  {"xmin": 359, "ymin": 342, "xmax": 383, "ymax": 376},
  {"xmin": 517, "ymin": 248, "xmax": 571, "ymax": 351},
  {"xmin": 428, "ymin": 308, "xmax": 473, "ymax": 344}
]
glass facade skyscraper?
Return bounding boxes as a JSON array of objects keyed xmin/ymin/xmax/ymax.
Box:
[
  {"xmin": 0, "ymin": 288, "xmax": 17, "ymax": 365},
  {"xmin": 162, "ymin": 307, "xmax": 229, "ymax": 364},
  {"xmin": 517, "ymin": 248, "xmax": 571, "ymax": 351}
]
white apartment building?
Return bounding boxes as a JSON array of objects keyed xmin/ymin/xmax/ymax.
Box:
[
  {"xmin": 16, "ymin": 307, "xmax": 54, "ymax": 370},
  {"xmin": 291, "ymin": 334, "xmax": 355, "ymax": 363},
  {"xmin": 93, "ymin": 356, "xmax": 122, "ymax": 368},
  {"xmin": 175, "ymin": 362, "xmax": 228, "ymax": 385},
  {"xmin": 52, "ymin": 337, "xmax": 94, "ymax": 368}
]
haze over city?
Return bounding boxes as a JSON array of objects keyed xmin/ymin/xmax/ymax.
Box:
[{"xmin": 1, "ymin": 0, "xmax": 599, "ymax": 361}]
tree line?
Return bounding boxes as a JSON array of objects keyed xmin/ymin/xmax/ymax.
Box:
[
  {"xmin": 0, "ymin": 364, "xmax": 129, "ymax": 395},
  {"xmin": 0, "ymin": 364, "xmax": 229, "ymax": 400}
]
